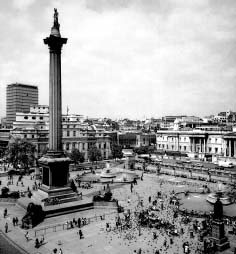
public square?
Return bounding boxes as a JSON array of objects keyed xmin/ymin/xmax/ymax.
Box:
[
  {"xmin": 1, "ymin": 1, "xmax": 236, "ymax": 254},
  {"xmin": 1, "ymin": 164, "xmax": 236, "ymax": 254}
]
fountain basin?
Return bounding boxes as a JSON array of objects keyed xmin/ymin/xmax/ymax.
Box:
[
  {"xmin": 206, "ymin": 192, "xmax": 232, "ymax": 205},
  {"xmin": 177, "ymin": 192, "xmax": 236, "ymax": 218}
]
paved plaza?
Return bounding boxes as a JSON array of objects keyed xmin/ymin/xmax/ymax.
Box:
[{"xmin": 0, "ymin": 168, "xmax": 236, "ymax": 253}]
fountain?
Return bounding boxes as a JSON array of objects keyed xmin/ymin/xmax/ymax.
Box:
[
  {"xmin": 79, "ymin": 163, "xmax": 139, "ymax": 183},
  {"xmin": 206, "ymin": 182, "xmax": 232, "ymax": 205},
  {"xmin": 99, "ymin": 164, "xmax": 138, "ymax": 182},
  {"xmin": 100, "ymin": 163, "xmax": 117, "ymax": 178}
]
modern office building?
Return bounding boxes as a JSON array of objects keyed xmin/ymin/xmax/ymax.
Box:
[{"xmin": 6, "ymin": 83, "xmax": 38, "ymax": 127}]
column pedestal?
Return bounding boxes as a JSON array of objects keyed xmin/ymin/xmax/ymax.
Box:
[
  {"xmin": 209, "ymin": 220, "xmax": 230, "ymax": 251},
  {"xmin": 39, "ymin": 151, "xmax": 70, "ymax": 189},
  {"xmin": 37, "ymin": 151, "xmax": 78, "ymax": 203}
]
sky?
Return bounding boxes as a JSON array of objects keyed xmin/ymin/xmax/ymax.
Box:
[{"xmin": 1, "ymin": 0, "xmax": 236, "ymax": 119}]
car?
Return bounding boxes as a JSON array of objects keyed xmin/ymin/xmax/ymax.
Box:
[
  {"xmin": 215, "ymin": 166, "xmax": 224, "ymax": 170},
  {"xmin": 195, "ymin": 163, "xmax": 203, "ymax": 167},
  {"xmin": 182, "ymin": 160, "xmax": 191, "ymax": 163},
  {"xmin": 218, "ymin": 161, "xmax": 234, "ymax": 168}
]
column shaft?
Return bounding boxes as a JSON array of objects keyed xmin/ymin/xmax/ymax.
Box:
[
  {"xmin": 229, "ymin": 140, "xmax": 232, "ymax": 157},
  {"xmin": 234, "ymin": 140, "xmax": 236, "ymax": 157},
  {"xmin": 49, "ymin": 51, "xmax": 62, "ymax": 151}
]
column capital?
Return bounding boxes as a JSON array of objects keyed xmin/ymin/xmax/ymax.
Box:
[{"xmin": 44, "ymin": 35, "xmax": 67, "ymax": 53}]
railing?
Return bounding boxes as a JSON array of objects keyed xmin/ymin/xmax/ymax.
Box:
[
  {"xmin": 34, "ymin": 210, "xmax": 117, "ymax": 237},
  {"xmin": 134, "ymin": 160, "xmax": 236, "ymax": 183},
  {"xmin": 0, "ymin": 198, "xmax": 17, "ymax": 203}
]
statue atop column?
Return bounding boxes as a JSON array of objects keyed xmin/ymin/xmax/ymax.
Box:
[
  {"xmin": 53, "ymin": 8, "xmax": 60, "ymax": 30},
  {"xmin": 51, "ymin": 8, "xmax": 61, "ymax": 37},
  {"xmin": 214, "ymin": 197, "xmax": 223, "ymax": 220}
]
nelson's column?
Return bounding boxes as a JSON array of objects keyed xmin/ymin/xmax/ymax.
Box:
[{"xmin": 38, "ymin": 9, "xmax": 75, "ymax": 202}]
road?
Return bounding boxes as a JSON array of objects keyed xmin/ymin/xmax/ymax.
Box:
[
  {"xmin": 161, "ymin": 157, "xmax": 236, "ymax": 172},
  {"xmin": 0, "ymin": 231, "xmax": 29, "ymax": 254}
]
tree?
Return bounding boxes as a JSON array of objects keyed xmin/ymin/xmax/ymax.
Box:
[
  {"xmin": 134, "ymin": 146, "xmax": 155, "ymax": 155},
  {"xmin": 88, "ymin": 145, "xmax": 102, "ymax": 163},
  {"xmin": 111, "ymin": 121, "xmax": 119, "ymax": 131},
  {"xmin": 134, "ymin": 146, "xmax": 149, "ymax": 155},
  {"xmin": 0, "ymin": 147, "xmax": 5, "ymax": 158},
  {"xmin": 106, "ymin": 119, "xmax": 119, "ymax": 130},
  {"xmin": 111, "ymin": 143, "xmax": 123, "ymax": 160},
  {"xmin": 7, "ymin": 138, "xmax": 36, "ymax": 172},
  {"xmin": 69, "ymin": 149, "xmax": 85, "ymax": 164}
]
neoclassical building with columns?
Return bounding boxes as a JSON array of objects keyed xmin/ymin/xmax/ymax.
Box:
[
  {"xmin": 156, "ymin": 129, "xmax": 236, "ymax": 162},
  {"xmin": 9, "ymin": 105, "xmax": 112, "ymax": 160}
]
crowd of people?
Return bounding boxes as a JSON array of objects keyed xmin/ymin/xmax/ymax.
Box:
[{"xmin": 1, "ymin": 160, "xmax": 236, "ymax": 253}]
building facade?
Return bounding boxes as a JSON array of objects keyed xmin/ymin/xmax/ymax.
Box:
[
  {"xmin": 156, "ymin": 129, "xmax": 236, "ymax": 162},
  {"xmin": 6, "ymin": 83, "xmax": 38, "ymax": 127},
  {"xmin": 10, "ymin": 106, "xmax": 112, "ymax": 160},
  {"xmin": 136, "ymin": 133, "xmax": 156, "ymax": 147}
]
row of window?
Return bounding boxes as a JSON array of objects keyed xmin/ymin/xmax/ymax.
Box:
[
  {"xmin": 62, "ymin": 118, "xmax": 81, "ymax": 122},
  {"xmin": 158, "ymin": 143, "xmax": 220, "ymax": 153},
  {"xmin": 32, "ymin": 106, "xmax": 47, "ymax": 110},
  {"xmin": 64, "ymin": 142, "xmax": 108, "ymax": 150},
  {"xmin": 24, "ymin": 116, "xmax": 44, "ymax": 120},
  {"xmin": 65, "ymin": 131, "xmax": 104, "ymax": 137},
  {"xmin": 24, "ymin": 134, "xmax": 35, "ymax": 138},
  {"xmin": 64, "ymin": 143, "xmax": 108, "ymax": 155},
  {"xmin": 158, "ymin": 136, "xmax": 220, "ymax": 143}
]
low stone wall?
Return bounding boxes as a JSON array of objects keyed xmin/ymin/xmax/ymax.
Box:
[
  {"xmin": 93, "ymin": 201, "xmax": 118, "ymax": 209},
  {"xmin": 0, "ymin": 198, "xmax": 17, "ymax": 203},
  {"xmin": 176, "ymin": 191, "xmax": 209, "ymax": 219},
  {"xmin": 176, "ymin": 191, "xmax": 235, "ymax": 219},
  {"xmin": 160, "ymin": 166, "xmax": 233, "ymax": 184}
]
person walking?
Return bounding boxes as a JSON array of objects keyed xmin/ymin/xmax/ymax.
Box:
[
  {"xmin": 12, "ymin": 217, "xmax": 16, "ymax": 226},
  {"xmin": 78, "ymin": 217, "xmax": 81, "ymax": 228},
  {"xmin": 15, "ymin": 217, "xmax": 19, "ymax": 226},
  {"xmin": 35, "ymin": 238, "xmax": 40, "ymax": 248},
  {"xmin": 4, "ymin": 208, "xmax": 7, "ymax": 218},
  {"xmin": 25, "ymin": 231, "xmax": 29, "ymax": 241},
  {"xmin": 5, "ymin": 222, "xmax": 8, "ymax": 233},
  {"xmin": 78, "ymin": 229, "xmax": 83, "ymax": 239}
]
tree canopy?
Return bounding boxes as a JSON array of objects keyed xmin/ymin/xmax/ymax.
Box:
[
  {"xmin": 88, "ymin": 145, "xmax": 102, "ymax": 163},
  {"xmin": 133, "ymin": 146, "xmax": 155, "ymax": 155},
  {"xmin": 69, "ymin": 149, "xmax": 85, "ymax": 164},
  {"xmin": 106, "ymin": 119, "xmax": 119, "ymax": 130},
  {"xmin": 111, "ymin": 143, "xmax": 123, "ymax": 159},
  {"xmin": 7, "ymin": 138, "xmax": 36, "ymax": 171}
]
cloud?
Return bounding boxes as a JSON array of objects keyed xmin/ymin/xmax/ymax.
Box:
[
  {"xmin": 0, "ymin": 0, "xmax": 236, "ymax": 119},
  {"xmin": 12, "ymin": 0, "xmax": 36, "ymax": 11}
]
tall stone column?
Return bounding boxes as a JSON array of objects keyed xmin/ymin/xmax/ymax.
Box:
[
  {"xmin": 229, "ymin": 140, "xmax": 232, "ymax": 158},
  {"xmin": 39, "ymin": 9, "xmax": 70, "ymax": 190},
  {"xmin": 193, "ymin": 138, "xmax": 195, "ymax": 152},
  {"xmin": 224, "ymin": 140, "xmax": 227, "ymax": 157},
  {"xmin": 189, "ymin": 138, "xmax": 192, "ymax": 152},
  {"xmin": 44, "ymin": 17, "xmax": 67, "ymax": 152}
]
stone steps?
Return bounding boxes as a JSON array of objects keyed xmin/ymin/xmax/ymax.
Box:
[{"xmin": 44, "ymin": 201, "xmax": 94, "ymax": 218}]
